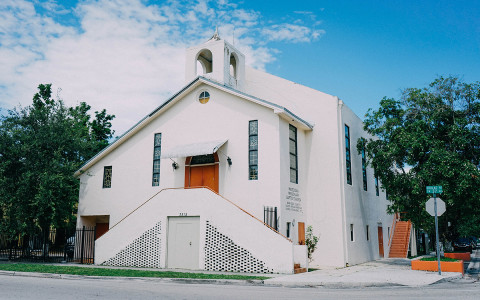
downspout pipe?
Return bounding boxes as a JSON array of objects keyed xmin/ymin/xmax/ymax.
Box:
[{"xmin": 336, "ymin": 98, "xmax": 349, "ymax": 267}]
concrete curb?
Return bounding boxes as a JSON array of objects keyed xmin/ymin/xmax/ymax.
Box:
[
  {"xmin": 264, "ymin": 281, "xmax": 405, "ymax": 288},
  {"xmin": 0, "ymin": 269, "xmax": 463, "ymax": 288},
  {"xmin": 0, "ymin": 270, "xmax": 265, "ymax": 286},
  {"xmin": 434, "ymin": 274, "xmax": 464, "ymax": 284},
  {"xmin": 263, "ymin": 274, "xmax": 463, "ymax": 288}
]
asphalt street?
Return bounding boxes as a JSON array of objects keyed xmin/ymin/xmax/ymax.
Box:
[
  {"xmin": 1, "ymin": 274, "xmax": 480, "ymax": 300},
  {"xmin": 0, "ymin": 250, "xmax": 479, "ymax": 299}
]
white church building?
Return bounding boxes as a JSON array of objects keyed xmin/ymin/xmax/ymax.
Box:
[{"xmin": 74, "ymin": 32, "xmax": 394, "ymax": 273}]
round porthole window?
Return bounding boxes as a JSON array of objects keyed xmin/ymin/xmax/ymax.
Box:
[{"xmin": 199, "ymin": 91, "xmax": 210, "ymax": 104}]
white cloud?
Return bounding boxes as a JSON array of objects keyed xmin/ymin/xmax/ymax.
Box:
[
  {"xmin": 262, "ymin": 23, "xmax": 325, "ymax": 43},
  {"xmin": 37, "ymin": 0, "xmax": 70, "ymax": 15},
  {"xmin": 0, "ymin": 0, "xmax": 324, "ymax": 134}
]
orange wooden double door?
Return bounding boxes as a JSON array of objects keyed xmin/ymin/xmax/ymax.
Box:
[{"xmin": 185, "ymin": 154, "xmax": 219, "ymax": 193}]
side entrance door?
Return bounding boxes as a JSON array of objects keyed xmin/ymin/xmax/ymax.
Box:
[
  {"xmin": 298, "ymin": 222, "xmax": 305, "ymax": 245},
  {"xmin": 95, "ymin": 222, "xmax": 109, "ymax": 240},
  {"xmin": 378, "ymin": 226, "xmax": 384, "ymax": 257},
  {"xmin": 167, "ymin": 217, "xmax": 200, "ymax": 269}
]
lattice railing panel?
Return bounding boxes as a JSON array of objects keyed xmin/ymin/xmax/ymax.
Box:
[
  {"xmin": 204, "ymin": 221, "xmax": 273, "ymax": 273},
  {"xmin": 102, "ymin": 222, "xmax": 161, "ymax": 268}
]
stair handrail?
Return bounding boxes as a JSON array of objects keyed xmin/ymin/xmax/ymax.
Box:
[
  {"xmin": 403, "ymin": 221, "xmax": 412, "ymax": 257},
  {"xmin": 387, "ymin": 212, "xmax": 400, "ymax": 247},
  {"xmin": 106, "ymin": 186, "xmax": 292, "ymax": 242}
]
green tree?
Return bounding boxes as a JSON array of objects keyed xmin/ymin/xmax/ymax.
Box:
[
  {"xmin": 360, "ymin": 76, "xmax": 480, "ymax": 239},
  {"xmin": 305, "ymin": 225, "xmax": 319, "ymax": 261},
  {"xmin": 0, "ymin": 84, "xmax": 115, "ymax": 238}
]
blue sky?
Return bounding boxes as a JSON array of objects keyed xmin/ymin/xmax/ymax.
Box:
[{"xmin": 1, "ymin": 0, "xmax": 479, "ymax": 133}]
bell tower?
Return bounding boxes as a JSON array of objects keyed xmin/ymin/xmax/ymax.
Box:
[{"xmin": 185, "ymin": 29, "xmax": 245, "ymax": 91}]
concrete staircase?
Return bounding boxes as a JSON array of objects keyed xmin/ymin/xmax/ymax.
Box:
[
  {"xmin": 388, "ymin": 220, "xmax": 412, "ymax": 258},
  {"xmin": 95, "ymin": 188, "xmax": 295, "ymax": 273}
]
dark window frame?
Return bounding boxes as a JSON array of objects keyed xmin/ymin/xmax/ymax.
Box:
[
  {"xmin": 152, "ymin": 133, "xmax": 161, "ymax": 186},
  {"xmin": 191, "ymin": 154, "xmax": 215, "ymax": 165},
  {"xmin": 103, "ymin": 166, "xmax": 112, "ymax": 188},
  {"xmin": 350, "ymin": 224, "xmax": 354, "ymax": 242},
  {"xmin": 375, "ymin": 174, "xmax": 379, "ymax": 196},
  {"xmin": 199, "ymin": 91, "xmax": 210, "ymax": 104},
  {"xmin": 362, "ymin": 145, "xmax": 367, "ymax": 191},
  {"xmin": 345, "ymin": 125, "xmax": 352, "ymax": 185},
  {"xmin": 249, "ymin": 120, "xmax": 258, "ymax": 180},
  {"xmin": 289, "ymin": 124, "xmax": 298, "ymax": 184}
]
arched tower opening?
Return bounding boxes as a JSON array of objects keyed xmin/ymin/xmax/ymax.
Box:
[
  {"xmin": 229, "ymin": 53, "xmax": 237, "ymax": 78},
  {"xmin": 185, "ymin": 30, "xmax": 245, "ymax": 90},
  {"xmin": 196, "ymin": 49, "xmax": 213, "ymax": 76}
]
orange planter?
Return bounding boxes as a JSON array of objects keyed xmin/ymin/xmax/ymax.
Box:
[
  {"xmin": 444, "ymin": 252, "xmax": 471, "ymax": 261},
  {"xmin": 411, "ymin": 259, "xmax": 464, "ymax": 274}
]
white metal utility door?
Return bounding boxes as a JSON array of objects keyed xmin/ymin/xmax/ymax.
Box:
[{"xmin": 167, "ymin": 217, "xmax": 200, "ymax": 269}]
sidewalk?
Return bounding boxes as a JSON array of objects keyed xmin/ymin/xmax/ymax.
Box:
[
  {"xmin": 0, "ymin": 258, "xmax": 464, "ymax": 288},
  {"xmin": 264, "ymin": 258, "xmax": 462, "ymax": 287}
]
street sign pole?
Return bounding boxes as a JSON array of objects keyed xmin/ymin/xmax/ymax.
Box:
[{"xmin": 434, "ymin": 193, "xmax": 441, "ymax": 275}]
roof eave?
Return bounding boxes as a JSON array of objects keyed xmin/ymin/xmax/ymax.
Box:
[
  {"xmin": 199, "ymin": 77, "xmax": 314, "ymax": 130},
  {"xmin": 74, "ymin": 76, "xmax": 314, "ymax": 177},
  {"xmin": 275, "ymin": 109, "xmax": 314, "ymax": 131},
  {"xmin": 74, "ymin": 77, "xmax": 203, "ymax": 177}
]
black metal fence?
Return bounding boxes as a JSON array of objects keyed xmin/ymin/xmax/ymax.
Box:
[
  {"xmin": 0, "ymin": 226, "xmax": 96, "ymax": 264},
  {"xmin": 264, "ymin": 206, "xmax": 278, "ymax": 231}
]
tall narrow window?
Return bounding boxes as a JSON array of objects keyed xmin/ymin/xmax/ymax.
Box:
[
  {"xmin": 362, "ymin": 145, "xmax": 367, "ymax": 191},
  {"xmin": 289, "ymin": 124, "xmax": 298, "ymax": 184},
  {"xmin": 366, "ymin": 225, "xmax": 370, "ymax": 241},
  {"xmin": 286, "ymin": 222, "xmax": 291, "ymax": 238},
  {"xmin": 103, "ymin": 166, "xmax": 112, "ymax": 188},
  {"xmin": 375, "ymin": 174, "xmax": 379, "ymax": 196},
  {"xmin": 152, "ymin": 133, "xmax": 161, "ymax": 186},
  {"xmin": 249, "ymin": 120, "xmax": 258, "ymax": 180},
  {"xmin": 350, "ymin": 224, "xmax": 354, "ymax": 241},
  {"xmin": 345, "ymin": 125, "xmax": 352, "ymax": 185}
]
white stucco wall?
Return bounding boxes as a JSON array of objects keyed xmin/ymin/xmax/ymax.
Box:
[
  {"xmin": 278, "ymin": 119, "xmax": 305, "ymax": 244},
  {"xmin": 77, "ymin": 82, "xmax": 284, "ymax": 228},
  {"xmin": 241, "ymin": 65, "xmax": 394, "ymax": 267},
  {"xmin": 244, "ymin": 68, "xmax": 349, "ymax": 268},
  {"xmin": 77, "ymin": 39, "xmax": 395, "ymax": 269},
  {"xmin": 300, "ymin": 100, "xmax": 346, "ymax": 268},
  {"xmin": 341, "ymin": 105, "xmax": 393, "ymax": 265}
]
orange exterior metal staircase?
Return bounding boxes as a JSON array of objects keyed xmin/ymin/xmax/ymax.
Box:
[{"xmin": 388, "ymin": 216, "xmax": 412, "ymax": 258}]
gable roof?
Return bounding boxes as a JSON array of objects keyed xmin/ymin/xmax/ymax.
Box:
[{"xmin": 74, "ymin": 76, "xmax": 314, "ymax": 177}]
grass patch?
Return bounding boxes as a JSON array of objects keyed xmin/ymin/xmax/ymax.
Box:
[
  {"xmin": 0, "ymin": 263, "xmax": 270, "ymax": 280},
  {"xmin": 420, "ymin": 257, "xmax": 459, "ymax": 262},
  {"xmin": 307, "ymin": 268, "xmax": 319, "ymax": 272}
]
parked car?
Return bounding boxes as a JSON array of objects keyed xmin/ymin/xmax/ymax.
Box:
[
  {"xmin": 468, "ymin": 236, "xmax": 478, "ymax": 250},
  {"xmin": 453, "ymin": 237, "xmax": 473, "ymax": 253}
]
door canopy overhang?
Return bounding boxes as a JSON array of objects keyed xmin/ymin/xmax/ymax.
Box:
[{"xmin": 161, "ymin": 139, "xmax": 227, "ymax": 159}]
